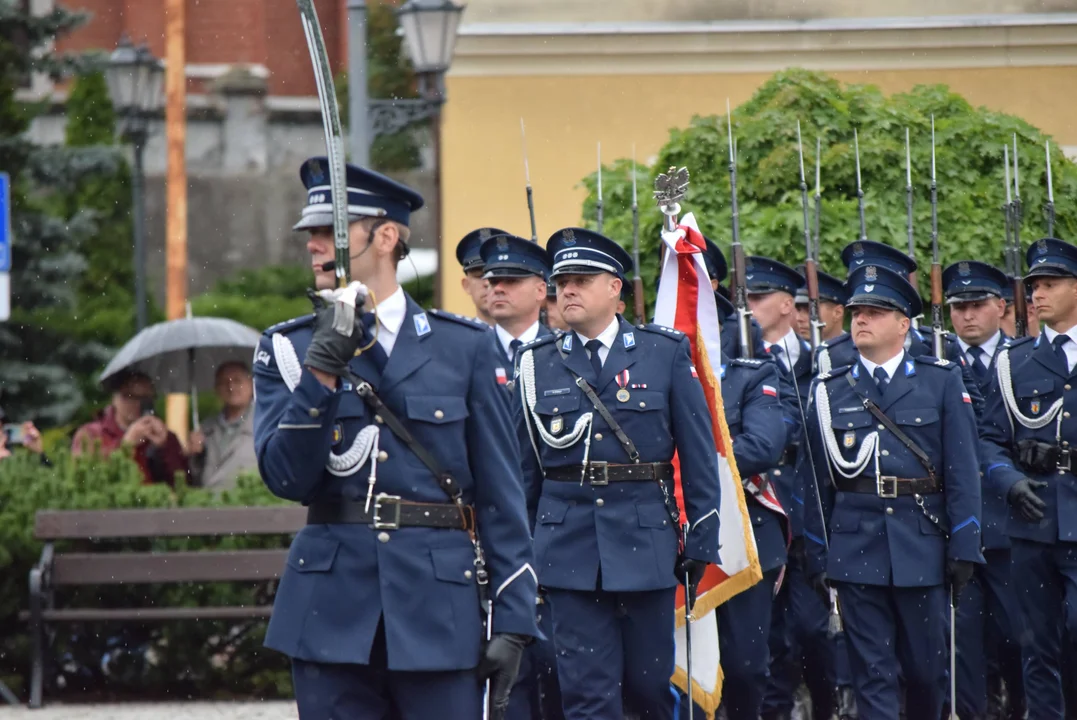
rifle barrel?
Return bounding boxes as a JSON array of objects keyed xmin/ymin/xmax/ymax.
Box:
[
  {"xmin": 727, "ymin": 102, "xmax": 752, "ymax": 359},
  {"xmin": 631, "ymin": 149, "xmax": 644, "ymax": 322},
  {"xmin": 797, "ymin": 121, "xmax": 822, "ymax": 359},
  {"xmin": 520, "ymin": 118, "xmax": 538, "ymax": 243},
  {"xmin": 854, "ymin": 129, "xmax": 867, "ymax": 242},
  {"xmin": 929, "ymin": 116, "xmax": 944, "ymax": 357}
]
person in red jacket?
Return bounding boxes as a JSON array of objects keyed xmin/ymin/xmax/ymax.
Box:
[{"xmin": 72, "ymin": 370, "xmax": 189, "ymax": 485}]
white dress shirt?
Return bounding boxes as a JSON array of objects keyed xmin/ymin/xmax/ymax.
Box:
[
  {"xmin": 1042, "ymin": 325, "xmax": 1077, "ymax": 373},
  {"xmin": 496, "ymin": 320, "xmax": 541, "ymax": 361},
  {"xmin": 957, "ymin": 330, "xmax": 1002, "ymax": 371},
  {"xmin": 370, "ymin": 286, "xmax": 407, "ymax": 357},
  {"xmin": 576, "ymin": 316, "xmax": 621, "ymax": 367},
  {"xmin": 858, "ymin": 350, "xmax": 906, "ymax": 383},
  {"xmin": 764, "ymin": 328, "xmax": 802, "ymax": 372}
]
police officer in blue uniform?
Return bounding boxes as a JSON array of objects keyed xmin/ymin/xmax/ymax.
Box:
[
  {"xmin": 479, "ymin": 232, "xmax": 563, "ymax": 720},
  {"xmin": 980, "ymin": 237, "xmax": 1077, "ymax": 720},
  {"xmin": 942, "ymin": 259, "xmax": 1026, "ymax": 720},
  {"xmin": 513, "ymin": 227, "xmax": 721, "ymax": 720},
  {"xmin": 765, "ymin": 267, "xmax": 854, "ymax": 720},
  {"xmin": 255, "ymin": 158, "xmax": 539, "ymax": 720},
  {"xmin": 457, "ymin": 227, "xmax": 508, "ymax": 326},
  {"xmin": 801, "ymin": 263, "xmax": 983, "ymax": 720}
]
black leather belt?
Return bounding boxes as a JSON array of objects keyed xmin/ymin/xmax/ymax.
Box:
[
  {"xmin": 544, "ymin": 461, "xmax": 674, "ymax": 486},
  {"xmin": 835, "ymin": 476, "xmax": 941, "ymax": 498},
  {"xmin": 307, "ymin": 495, "xmax": 475, "ymax": 531}
]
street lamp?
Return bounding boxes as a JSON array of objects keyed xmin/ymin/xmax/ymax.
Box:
[{"xmin": 104, "ymin": 35, "xmax": 164, "ymax": 332}]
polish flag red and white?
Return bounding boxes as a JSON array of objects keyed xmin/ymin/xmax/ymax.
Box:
[{"xmin": 653, "ymin": 212, "xmax": 763, "ymax": 715}]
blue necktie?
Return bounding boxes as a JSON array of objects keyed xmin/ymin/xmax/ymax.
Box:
[
  {"xmin": 966, "ymin": 345, "xmax": 988, "ymax": 382},
  {"xmin": 585, "ymin": 339, "xmax": 604, "ymax": 378},
  {"xmin": 769, "ymin": 344, "xmax": 786, "ymax": 371},
  {"xmin": 508, "ymin": 338, "xmax": 522, "ymax": 363},
  {"xmin": 360, "ymin": 311, "xmax": 388, "ymax": 368},
  {"xmin": 1054, "ymin": 335, "xmax": 1071, "ymax": 371},
  {"xmin": 873, "ymin": 367, "xmax": 889, "ymax": 393}
]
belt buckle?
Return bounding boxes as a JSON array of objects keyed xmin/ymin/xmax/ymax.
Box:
[
  {"xmin": 876, "ymin": 475, "xmax": 898, "ymax": 499},
  {"xmin": 1059, "ymin": 448, "xmax": 1072, "ymax": 472},
  {"xmin": 372, "ymin": 493, "xmax": 402, "ymax": 530},
  {"xmin": 587, "ymin": 461, "xmax": 610, "ymax": 486}
]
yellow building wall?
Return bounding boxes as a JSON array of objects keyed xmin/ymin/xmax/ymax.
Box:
[{"xmin": 438, "ymin": 65, "xmax": 1077, "ymax": 315}]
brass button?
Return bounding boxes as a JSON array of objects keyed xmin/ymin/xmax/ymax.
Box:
[
  {"xmin": 595, "ymin": 433, "xmax": 604, "ymax": 441},
  {"xmin": 378, "ymin": 532, "xmax": 390, "ymax": 543},
  {"xmin": 298, "ymin": 558, "xmax": 305, "ymax": 566},
  {"xmin": 882, "ymin": 450, "xmax": 890, "ymax": 456},
  {"xmin": 878, "ymin": 424, "xmax": 885, "ymax": 430},
  {"xmin": 773, "ymin": 469, "xmax": 782, "ymax": 477},
  {"xmin": 1066, "ymin": 384, "xmax": 1072, "ymax": 391},
  {"xmin": 886, "ymin": 507, "xmax": 894, "ymax": 515},
  {"xmin": 639, "ymin": 401, "xmax": 647, "ymax": 408},
  {"xmin": 308, "ymin": 407, "xmax": 320, "ymax": 418},
  {"xmin": 596, "ymin": 499, "xmax": 605, "ymax": 507},
  {"xmin": 464, "ymin": 570, "xmax": 473, "ymax": 579},
  {"xmin": 434, "ymin": 409, "xmax": 445, "ymax": 420},
  {"xmin": 1067, "ymin": 412, "xmax": 1072, "ymax": 419},
  {"xmin": 915, "ymin": 417, "xmax": 921, "ymax": 423},
  {"xmin": 552, "ymin": 407, "xmax": 559, "ymax": 413},
  {"xmin": 375, "ymin": 415, "xmax": 384, "ymax": 424},
  {"xmin": 377, "ymin": 450, "xmax": 389, "ymax": 462}
]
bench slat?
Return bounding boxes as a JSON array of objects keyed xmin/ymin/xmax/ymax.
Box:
[
  {"xmin": 39, "ymin": 606, "xmax": 273, "ymax": 622},
  {"xmin": 34, "ymin": 507, "xmax": 306, "ymax": 540},
  {"xmin": 51, "ymin": 549, "xmax": 289, "ymax": 585}
]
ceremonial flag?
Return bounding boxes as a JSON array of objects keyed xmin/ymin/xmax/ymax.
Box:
[{"xmin": 653, "ymin": 212, "xmax": 763, "ymax": 717}]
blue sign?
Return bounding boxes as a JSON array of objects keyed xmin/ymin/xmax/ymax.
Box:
[{"xmin": 0, "ymin": 172, "xmax": 9, "ymax": 272}]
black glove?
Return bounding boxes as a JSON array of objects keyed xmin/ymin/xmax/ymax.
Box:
[
  {"xmin": 809, "ymin": 571, "xmax": 830, "ymax": 605},
  {"xmin": 947, "ymin": 560, "xmax": 975, "ymax": 606},
  {"xmin": 675, "ymin": 556, "xmax": 707, "ymax": 610},
  {"xmin": 477, "ymin": 633, "xmax": 530, "ymax": 720},
  {"xmin": 302, "ymin": 289, "xmax": 364, "ymax": 378},
  {"xmin": 1008, "ymin": 477, "xmax": 1048, "ymax": 523}
]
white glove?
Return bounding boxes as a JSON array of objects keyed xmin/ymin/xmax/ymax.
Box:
[{"xmin": 315, "ymin": 281, "xmax": 371, "ymax": 337}]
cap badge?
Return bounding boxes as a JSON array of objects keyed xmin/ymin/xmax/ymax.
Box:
[
  {"xmin": 308, "ymin": 159, "xmax": 325, "ymax": 184},
  {"xmin": 479, "ymin": 228, "xmax": 492, "ymax": 241},
  {"xmin": 958, "ymin": 262, "xmax": 970, "ymax": 276},
  {"xmin": 496, "ymin": 235, "xmax": 509, "ymax": 250},
  {"xmin": 852, "ymin": 242, "xmax": 864, "ymax": 257},
  {"xmin": 562, "ymin": 229, "xmax": 576, "ymax": 246},
  {"xmin": 1038, "ymin": 239, "xmax": 1049, "ymax": 253},
  {"xmin": 865, "ymin": 266, "xmax": 878, "ymax": 281}
]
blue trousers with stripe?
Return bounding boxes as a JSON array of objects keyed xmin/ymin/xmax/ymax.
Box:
[{"xmin": 545, "ymin": 587, "xmax": 677, "ymax": 720}]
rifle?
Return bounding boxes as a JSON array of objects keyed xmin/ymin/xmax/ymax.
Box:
[
  {"xmin": 1046, "ymin": 140, "xmax": 1056, "ymax": 237},
  {"xmin": 929, "ymin": 116, "xmax": 945, "ymax": 358},
  {"xmin": 631, "ymin": 146, "xmax": 645, "ymax": 322},
  {"xmin": 727, "ymin": 100, "xmax": 753, "ymax": 359},
  {"xmin": 905, "ymin": 128, "xmax": 918, "ymax": 290},
  {"xmin": 797, "ymin": 121, "xmax": 821, "ymax": 367},
  {"xmin": 1003, "ymin": 144, "xmax": 1016, "ymax": 280},
  {"xmin": 1010, "ymin": 137, "xmax": 1028, "ymax": 337},
  {"xmin": 596, "ymin": 142, "xmax": 604, "ymax": 235},
  {"xmin": 520, "ymin": 119, "xmax": 538, "ymax": 243},
  {"xmin": 814, "ymin": 138, "xmax": 822, "ymax": 268},
  {"xmin": 854, "ymin": 129, "xmax": 867, "ymax": 242}
]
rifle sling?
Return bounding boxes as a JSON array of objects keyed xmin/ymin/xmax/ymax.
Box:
[{"xmin": 844, "ymin": 372, "xmax": 937, "ymax": 481}]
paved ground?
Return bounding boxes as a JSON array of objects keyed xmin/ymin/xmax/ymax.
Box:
[{"xmin": 0, "ymin": 701, "xmax": 298, "ymax": 719}]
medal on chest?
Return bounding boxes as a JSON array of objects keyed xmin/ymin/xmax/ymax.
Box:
[{"xmin": 616, "ymin": 369, "xmax": 631, "ymax": 403}]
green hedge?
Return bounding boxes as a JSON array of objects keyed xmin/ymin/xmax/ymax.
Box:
[{"xmin": 0, "ymin": 448, "xmax": 295, "ymax": 702}]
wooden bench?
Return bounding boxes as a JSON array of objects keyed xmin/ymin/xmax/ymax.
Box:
[{"xmin": 24, "ymin": 506, "xmax": 306, "ymax": 709}]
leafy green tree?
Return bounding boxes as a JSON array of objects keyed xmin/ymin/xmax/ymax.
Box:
[
  {"xmin": 0, "ymin": 2, "xmax": 123, "ymax": 425},
  {"xmin": 582, "ymin": 69, "xmax": 1077, "ymax": 317},
  {"xmin": 334, "ymin": 0, "xmax": 422, "ymax": 171}
]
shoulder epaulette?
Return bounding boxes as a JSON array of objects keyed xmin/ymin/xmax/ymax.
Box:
[
  {"xmin": 913, "ymin": 354, "xmax": 958, "ymax": 370},
  {"xmin": 1002, "ymin": 335, "xmax": 1036, "ymax": 351},
  {"xmin": 264, "ymin": 313, "xmax": 314, "ymax": 336},
  {"xmin": 428, "ymin": 308, "xmax": 489, "ymax": 331},
  {"xmin": 819, "ymin": 363, "xmax": 854, "ymax": 382},
  {"xmin": 730, "ymin": 357, "xmax": 765, "ymax": 368},
  {"xmin": 637, "ymin": 323, "xmax": 685, "ymax": 340},
  {"xmin": 521, "ymin": 332, "xmax": 562, "ymax": 351}
]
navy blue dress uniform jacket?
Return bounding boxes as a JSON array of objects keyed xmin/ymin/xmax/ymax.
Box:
[
  {"xmin": 253, "ymin": 297, "xmax": 540, "ymax": 670},
  {"xmin": 802, "ymin": 353, "xmax": 984, "ymax": 586},
  {"xmin": 947, "ymin": 333, "xmax": 1010, "ymax": 550},
  {"xmin": 513, "ymin": 318, "xmax": 722, "ymax": 592},
  {"xmin": 769, "ymin": 336, "xmax": 814, "ymax": 538},
  {"xmin": 722, "ymin": 355, "xmax": 789, "ymax": 572},
  {"xmin": 981, "ymin": 334, "xmax": 1077, "ymax": 545}
]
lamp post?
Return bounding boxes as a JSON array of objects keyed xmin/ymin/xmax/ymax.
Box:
[{"xmin": 104, "ymin": 35, "xmax": 164, "ymax": 333}]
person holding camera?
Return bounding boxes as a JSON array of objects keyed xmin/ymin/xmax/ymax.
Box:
[
  {"xmin": 72, "ymin": 370, "xmax": 189, "ymax": 485},
  {"xmin": 0, "ymin": 405, "xmax": 47, "ymax": 463}
]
